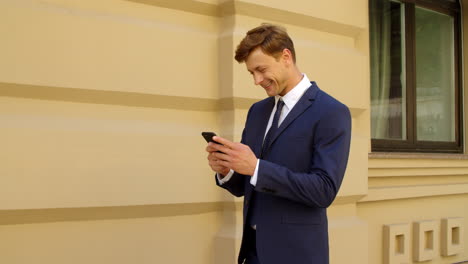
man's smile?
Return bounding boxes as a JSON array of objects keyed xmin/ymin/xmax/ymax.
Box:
[{"xmin": 262, "ymin": 80, "xmax": 273, "ymax": 89}]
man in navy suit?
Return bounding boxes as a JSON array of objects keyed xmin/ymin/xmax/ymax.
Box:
[{"xmin": 206, "ymin": 24, "xmax": 351, "ymax": 264}]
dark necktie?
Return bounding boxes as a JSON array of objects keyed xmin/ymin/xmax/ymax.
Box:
[{"xmin": 261, "ymin": 99, "xmax": 285, "ymax": 157}]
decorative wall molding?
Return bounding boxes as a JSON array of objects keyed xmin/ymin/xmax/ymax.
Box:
[
  {"xmin": 384, "ymin": 218, "xmax": 464, "ymax": 263},
  {"xmin": 383, "ymin": 223, "xmax": 410, "ymax": 264},
  {"xmin": 413, "ymin": 220, "xmax": 438, "ymax": 262},
  {"xmin": 442, "ymin": 217, "xmax": 465, "ymax": 257},
  {"xmin": 364, "ymin": 154, "xmax": 468, "ymax": 202}
]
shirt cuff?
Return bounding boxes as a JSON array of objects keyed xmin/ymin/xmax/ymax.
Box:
[
  {"xmin": 249, "ymin": 159, "xmax": 260, "ymax": 186},
  {"xmin": 217, "ymin": 169, "xmax": 234, "ymax": 185}
]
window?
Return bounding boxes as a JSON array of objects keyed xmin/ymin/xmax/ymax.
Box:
[{"xmin": 369, "ymin": 0, "xmax": 462, "ymax": 153}]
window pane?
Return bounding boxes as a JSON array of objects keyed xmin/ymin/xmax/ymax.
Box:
[
  {"xmin": 415, "ymin": 7, "xmax": 455, "ymax": 142},
  {"xmin": 370, "ymin": 0, "xmax": 407, "ymax": 140}
]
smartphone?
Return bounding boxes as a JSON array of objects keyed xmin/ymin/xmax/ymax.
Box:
[
  {"xmin": 202, "ymin": 132, "xmax": 224, "ymax": 154},
  {"xmin": 201, "ymin": 132, "xmax": 219, "ymax": 144}
]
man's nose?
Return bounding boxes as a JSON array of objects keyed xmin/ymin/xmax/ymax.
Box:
[{"xmin": 253, "ymin": 73, "xmax": 263, "ymax": 85}]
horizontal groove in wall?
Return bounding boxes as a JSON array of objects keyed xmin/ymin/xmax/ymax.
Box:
[
  {"xmin": 332, "ymin": 194, "xmax": 367, "ymax": 205},
  {"xmin": 370, "ymin": 165, "xmax": 468, "ymax": 170},
  {"xmin": 369, "ymin": 154, "xmax": 468, "ymax": 177},
  {"xmin": 0, "ymin": 82, "xmax": 229, "ymax": 111},
  {"xmin": 369, "ymin": 175, "xmax": 468, "ymax": 189},
  {"xmin": 126, "ymin": 0, "xmax": 363, "ymax": 38},
  {"xmin": 233, "ymin": 1, "xmax": 363, "ymax": 38},
  {"xmin": 369, "ymin": 152, "xmax": 468, "ymax": 160},
  {"xmin": 0, "ymin": 82, "xmax": 366, "ymax": 116},
  {"xmin": 0, "ymin": 202, "xmax": 223, "ymax": 225},
  {"xmin": 359, "ymin": 183, "xmax": 468, "ymax": 203},
  {"xmin": 0, "ymin": 198, "xmax": 362, "ymax": 225},
  {"xmin": 127, "ymin": 0, "xmax": 221, "ymax": 17},
  {"xmin": 369, "ymin": 167, "xmax": 468, "ymax": 177}
]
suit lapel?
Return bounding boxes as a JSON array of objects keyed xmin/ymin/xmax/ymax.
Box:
[
  {"xmin": 252, "ymin": 97, "xmax": 275, "ymax": 157},
  {"xmin": 245, "ymin": 98, "xmax": 274, "ymax": 201},
  {"xmin": 265, "ymin": 83, "xmax": 319, "ymax": 151}
]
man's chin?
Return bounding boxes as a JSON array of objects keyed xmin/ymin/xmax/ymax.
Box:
[{"xmin": 264, "ymin": 88, "xmax": 276, "ymax": 97}]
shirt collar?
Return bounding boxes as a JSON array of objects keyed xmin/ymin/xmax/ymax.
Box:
[{"xmin": 275, "ymin": 74, "xmax": 311, "ymax": 109}]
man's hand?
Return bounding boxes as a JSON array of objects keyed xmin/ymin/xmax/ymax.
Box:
[
  {"xmin": 206, "ymin": 142, "xmax": 231, "ymax": 177},
  {"xmin": 207, "ymin": 136, "xmax": 257, "ymax": 176}
]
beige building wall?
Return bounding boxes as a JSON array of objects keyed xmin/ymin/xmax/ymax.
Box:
[{"xmin": 0, "ymin": 0, "xmax": 466, "ymax": 264}]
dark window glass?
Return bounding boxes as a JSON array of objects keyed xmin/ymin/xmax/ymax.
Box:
[
  {"xmin": 369, "ymin": 0, "xmax": 462, "ymax": 153},
  {"xmin": 370, "ymin": 1, "xmax": 406, "ymax": 140}
]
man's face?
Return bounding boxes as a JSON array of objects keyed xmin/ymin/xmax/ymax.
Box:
[{"xmin": 245, "ymin": 47, "xmax": 290, "ymax": 97}]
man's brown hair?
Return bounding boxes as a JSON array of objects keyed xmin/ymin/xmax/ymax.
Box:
[{"xmin": 234, "ymin": 23, "xmax": 296, "ymax": 63}]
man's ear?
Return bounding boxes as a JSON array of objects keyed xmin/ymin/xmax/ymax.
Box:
[{"xmin": 281, "ymin": 48, "xmax": 293, "ymax": 65}]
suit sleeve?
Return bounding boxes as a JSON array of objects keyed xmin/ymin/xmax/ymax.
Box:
[
  {"xmin": 215, "ymin": 172, "xmax": 246, "ymax": 197},
  {"xmin": 255, "ymin": 103, "xmax": 351, "ymax": 208}
]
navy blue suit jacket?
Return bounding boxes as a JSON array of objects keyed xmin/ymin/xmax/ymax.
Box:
[{"xmin": 218, "ymin": 82, "xmax": 351, "ymax": 264}]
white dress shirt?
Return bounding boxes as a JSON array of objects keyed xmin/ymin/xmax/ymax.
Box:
[{"xmin": 217, "ymin": 74, "xmax": 311, "ymax": 185}]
